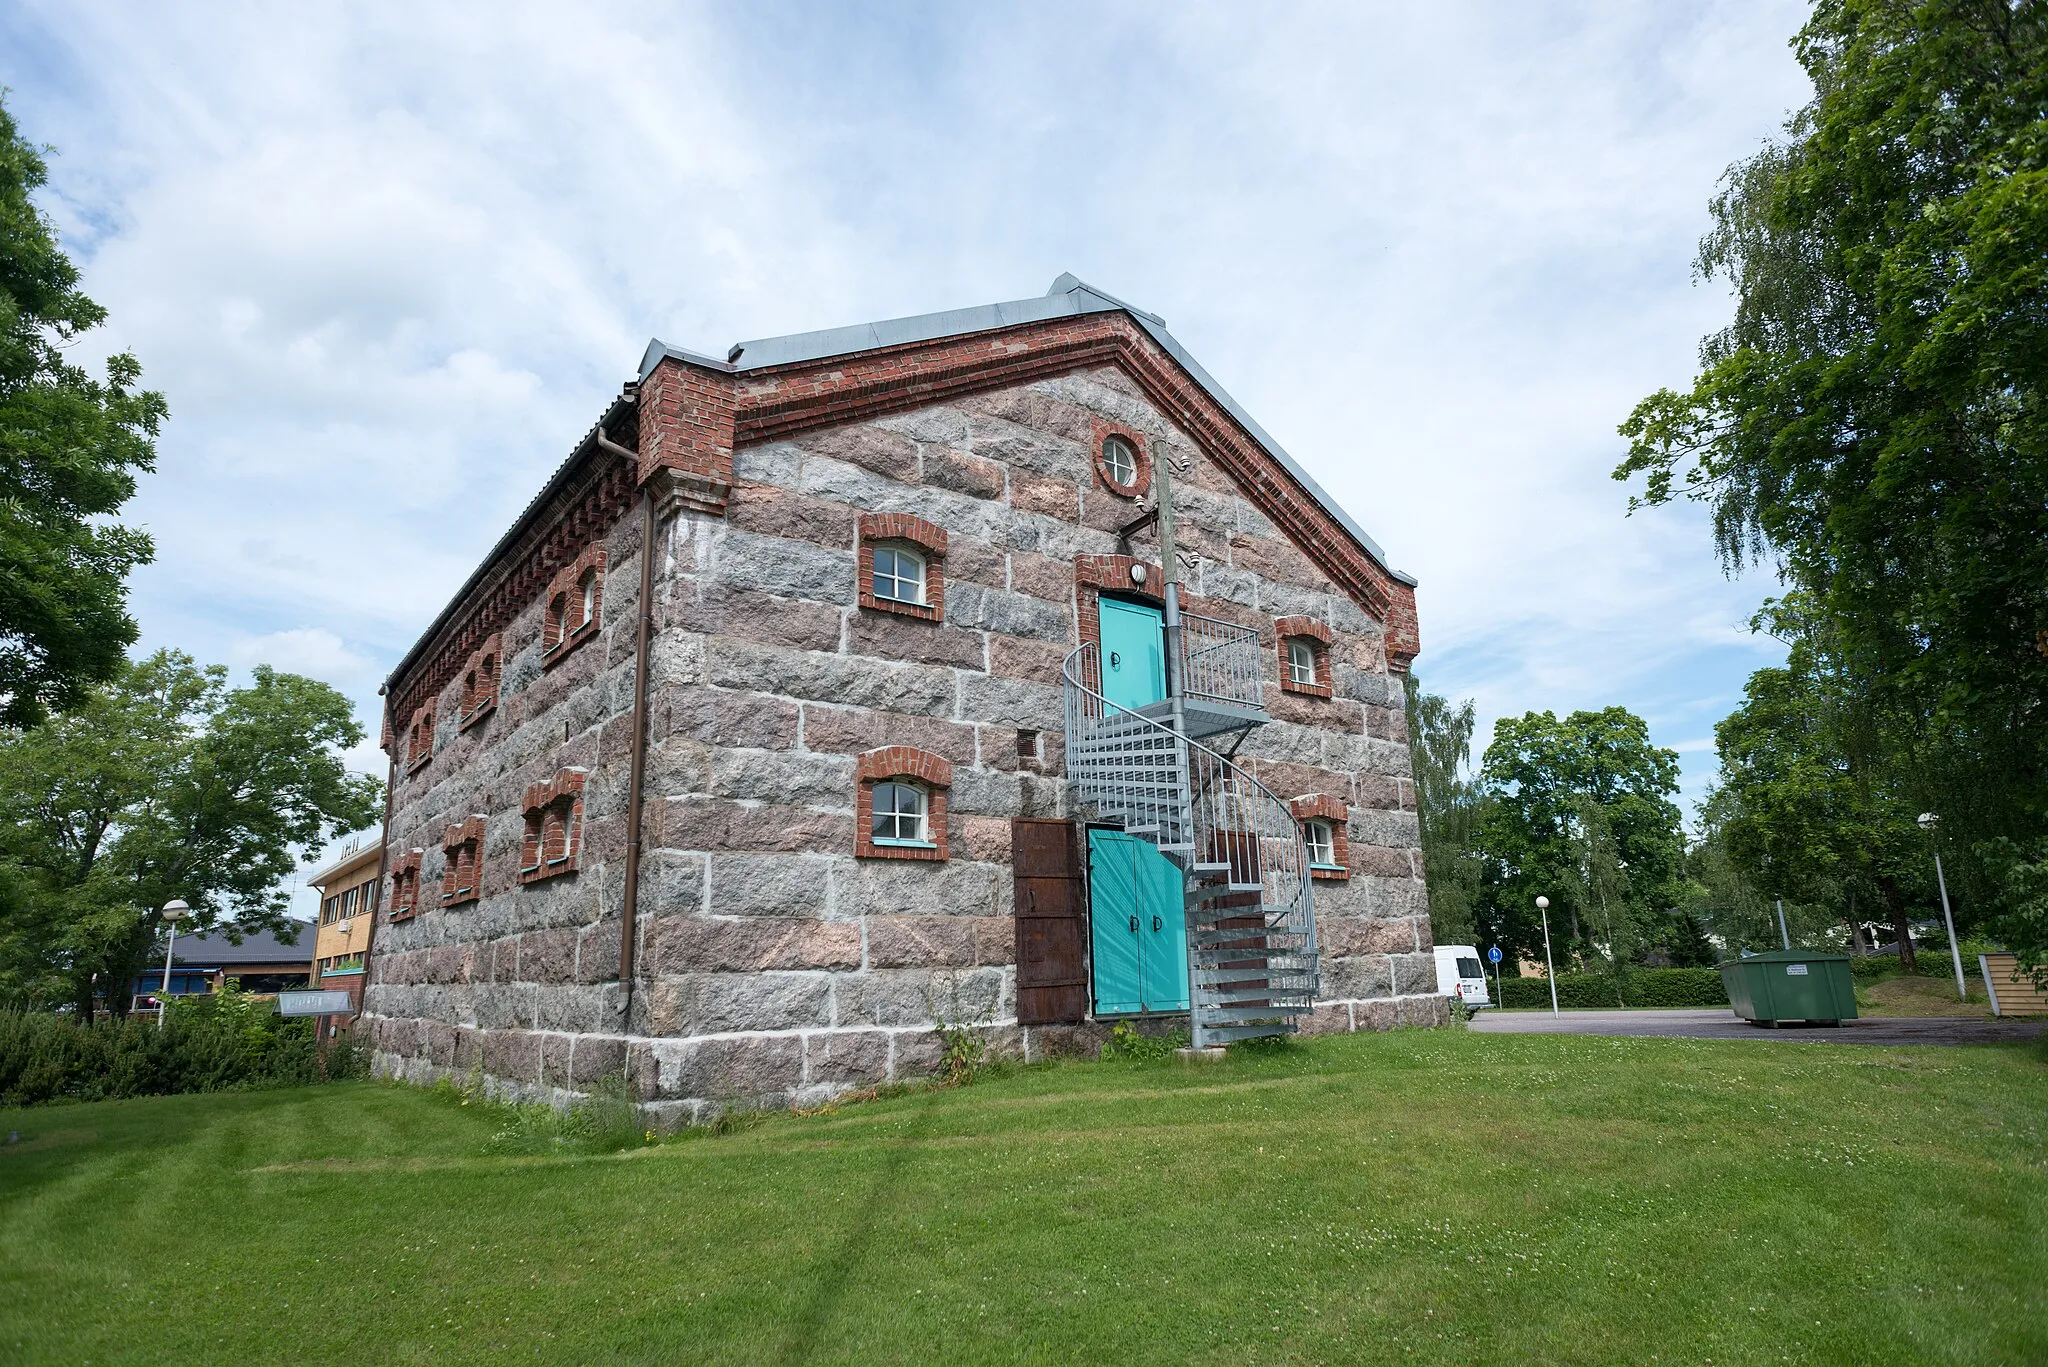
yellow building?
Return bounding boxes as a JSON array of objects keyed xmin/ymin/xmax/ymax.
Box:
[{"xmin": 306, "ymin": 836, "xmax": 382, "ymax": 1035}]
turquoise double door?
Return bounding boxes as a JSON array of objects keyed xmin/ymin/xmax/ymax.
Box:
[{"xmin": 1088, "ymin": 829, "xmax": 1189, "ymax": 1014}]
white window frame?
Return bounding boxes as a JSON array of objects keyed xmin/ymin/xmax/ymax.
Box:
[
  {"xmin": 870, "ymin": 780, "xmax": 931, "ymax": 846},
  {"xmin": 1304, "ymin": 818, "xmax": 1339, "ymax": 869},
  {"xmin": 1287, "ymin": 638, "xmax": 1319, "ymax": 688},
  {"xmin": 872, "ymin": 544, "xmax": 927, "ymax": 606},
  {"xmin": 1100, "ymin": 434, "xmax": 1138, "ymax": 488}
]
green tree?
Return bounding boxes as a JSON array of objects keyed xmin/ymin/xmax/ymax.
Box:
[
  {"xmin": 0, "ymin": 94, "xmax": 164, "ymax": 727},
  {"xmin": 1403, "ymin": 677, "xmax": 1485, "ymax": 947},
  {"xmin": 0, "ymin": 651, "xmax": 382, "ymax": 1017},
  {"xmin": 1615, "ymin": 0, "xmax": 2048, "ymax": 967},
  {"xmin": 1476, "ymin": 707, "xmax": 1685, "ymax": 969}
]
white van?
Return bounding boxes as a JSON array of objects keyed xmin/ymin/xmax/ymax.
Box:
[{"xmin": 1434, "ymin": 945, "xmax": 1491, "ymax": 1010}]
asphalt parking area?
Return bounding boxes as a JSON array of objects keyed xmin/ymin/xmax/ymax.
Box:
[{"xmin": 1469, "ymin": 1007, "xmax": 2044, "ymax": 1046}]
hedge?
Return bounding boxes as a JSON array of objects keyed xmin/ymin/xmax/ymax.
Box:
[
  {"xmin": 0, "ymin": 1009, "xmax": 363, "ymax": 1107},
  {"xmin": 1493, "ymin": 967, "xmax": 1730, "ymax": 1010}
]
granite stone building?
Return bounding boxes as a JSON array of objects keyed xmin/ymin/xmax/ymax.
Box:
[{"xmin": 363, "ymin": 276, "xmax": 1442, "ymax": 1122}]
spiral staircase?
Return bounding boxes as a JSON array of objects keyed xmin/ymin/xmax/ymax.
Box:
[{"xmin": 1061, "ymin": 604, "xmax": 1319, "ymax": 1046}]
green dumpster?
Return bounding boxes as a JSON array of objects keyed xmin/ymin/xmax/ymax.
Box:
[{"xmin": 1719, "ymin": 950, "xmax": 1857, "ymax": 1026}]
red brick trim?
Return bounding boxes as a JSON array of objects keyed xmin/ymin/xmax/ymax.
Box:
[
  {"xmin": 638, "ymin": 355, "xmax": 736, "ymax": 514},
  {"xmin": 404, "ymin": 703, "xmax": 435, "ymax": 774},
  {"xmin": 441, "ymin": 815, "xmax": 487, "ymax": 907},
  {"xmin": 855, "ymin": 746, "xmax": 952, "ymax": 861},
  {"xmin": 1091, "ymin": 420, "xmax": 1152, "ymax": 499},
  {"xmin": 385, "ymin": 450, "xmax": 636, "ymax": 758},
  {"xmin": 857, "ymin": 512, "xmax": 948, "ymax": 621},
  {"xmin": 388, "ymin": 849, "xmax": 424, "ymax": 920},
  {"xmin": 1074, "ymin": 554, "xmax": 1165, "ymax": 698},
  {"xmin": 519, "ymin": 769, "xmax": 588, "ymax": 883},
  {"xmin": 457, "ymin": 633, "xmax": 502, "ymax": 732},
  {"xmin": 1275, "ymin": 615, "xmax": 1335, "ymax": 698},
  {"xmin": 541, "ymin": 547, "xmax": 607, "ymax": 667},
  {"xmin": 725, "ymin": 311, "xmax": 1418, "ymax": 668},
  {"xmin": 1289, "ymin": 794, "xmax": 1352, "ymax": 881}
]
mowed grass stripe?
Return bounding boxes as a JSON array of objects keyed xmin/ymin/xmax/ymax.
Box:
[{"xmin": 1, "ymin": 1029, "xmax": 2042, "ymax": 1364}]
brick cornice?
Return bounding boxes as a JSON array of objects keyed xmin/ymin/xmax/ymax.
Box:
[{"xmin": 727, "ymin": 311, "xmax": 1418, "ymax": 663}]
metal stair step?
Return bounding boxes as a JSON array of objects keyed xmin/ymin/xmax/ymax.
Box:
[{"xmin": 1201, "ymin": 1023, "xmax": 1298, "ymax": 1042}]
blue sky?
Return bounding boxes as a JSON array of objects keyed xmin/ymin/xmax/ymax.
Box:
[{"xmin": 3, "ymin": 1, "xmax": 1814, "ymax": 914}]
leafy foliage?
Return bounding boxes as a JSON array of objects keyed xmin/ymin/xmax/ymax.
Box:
[
  {"xmin": 1404, "ymin": 677, "xmax": 1485, "ymax": 946},
  {"xmin": 0, "ymin": 650, "xmax": 382, "ymax": 1015},
  {"xmin": 0, "ymin": 94, "xmax": 164, "ymax": 727},
  {"xmin": 1616, "ymin": 0, "xmax": 2048, "ymax": 969}
]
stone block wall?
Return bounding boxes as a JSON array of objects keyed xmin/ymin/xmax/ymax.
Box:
[{"xmin": 364, "ymin": 362, "xmax": 1443, "ymax": 1123}]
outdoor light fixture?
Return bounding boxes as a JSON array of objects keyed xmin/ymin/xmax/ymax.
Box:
[
  {"xmin": 1917, "ymin": 813, "xmax": 1968, "ymax": 998},
  {"xmin": 1129, "ymin": 564, "xmax": 1147, "ymax": 584},
  {"xmin": 157, "ymin": 899, "xmax": 189, "ymax": 1028},
  {"xmin": 1535, "ymin": 895, "xmax": 1559, "ymax": 1017}
]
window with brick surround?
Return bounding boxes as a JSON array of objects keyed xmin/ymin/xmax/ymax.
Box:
[
  {"xmin": 1274, "ymin": 615, "xmax": 1335, "ymax": 698},
  {"xmin": 441, "ymin": 815, "xmax": 486, "ymax": 907},
  {"xmin": 1092, "ymin": 422, "xmax": 1152, "ymax": 499},
  {"xmin": 858, "ymin": 513, "xmax": 947, "ymax": 621},
  {"xmin": 855, "ymin": 745, "xmax": 951, "ymax": 861},
  {"xmin": 388, "ymin": 849, "xmax": 424, "ymax": 918},
  {"xmin": 541, "ymin": 547, "xmax": 607, "ymax": 665},
  {"xmin": 1289, "ymin": 795, "xmax": 1351, "ymax": 880},
  {"xmin": 404, "ymin": 703, "xmax": 435, "ymax": 773},
  {"xmin": 519, "ymin": 768, "xmax": 588, "ymax": 883},
  {"xmin": 458, "ymin": 634, "xmax": 502, "ymax": 731}
]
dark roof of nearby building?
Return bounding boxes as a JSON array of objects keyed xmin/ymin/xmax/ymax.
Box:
[
  {"xmin": 167, "ymin": 922, "xmax": 315, "ymax": 966},
  {"xmin": 640, "ymin": 274, "xmax": 1415, "ymax": 586}
]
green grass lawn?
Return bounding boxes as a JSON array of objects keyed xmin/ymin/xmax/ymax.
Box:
[{"xmin": 3, "ymin": 1029, "xmax": 2043, "ymax": 1365}]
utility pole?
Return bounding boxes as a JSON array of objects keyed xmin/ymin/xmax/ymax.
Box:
[
  {"xmin": 1775, "ymin": 898, "xmax": 1791, "ymax": 952},
  {"xmin": 1917, "ymin": 813, "xmax": 1968, "ymax": 998},
  {"xmin": 1536, "ymin": 896, "xmax": 1558, "ymax": 1016}
]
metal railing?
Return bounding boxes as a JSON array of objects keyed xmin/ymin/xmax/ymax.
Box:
[
  {"xmin": 1176, "ymin": 611, "xmax": 1264, "ymax": 711},
  {"xmin": 1063, "ymin": 640, "xmax": 1318, "ymax": 1042}
]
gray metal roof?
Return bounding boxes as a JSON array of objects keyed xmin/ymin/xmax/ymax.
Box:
[
  {"xmin": 639, "ymin": 275, "xmax": 1416, "ymax": 587},
  {"xmin": 166, "ymin": 922, "xmax": 315, "ymax": 965}
]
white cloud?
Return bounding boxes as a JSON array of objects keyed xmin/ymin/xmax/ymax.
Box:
[{"xmin": 5, "ymin": 0, "xmax": 1814, "ymax": 826}]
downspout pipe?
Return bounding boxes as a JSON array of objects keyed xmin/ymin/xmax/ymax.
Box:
[{"xmin": 615, "ymin": 481, "xmax": 658, "ymax": 1025}]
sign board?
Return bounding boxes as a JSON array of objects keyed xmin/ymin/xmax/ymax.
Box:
[
  {"xmin": 278, "ymin": 989, "xmax": 353, "ymax": 1016},
  {"xmin": 1487, "ymin": 946, "xmax": 1502, "ymax": 964},
  {"xmin": 1785, "ymin": 963, "xmax": 1809, "ymax": 976}
]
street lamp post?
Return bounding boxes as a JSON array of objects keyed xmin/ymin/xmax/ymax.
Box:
[
  {"xmin": 1536, "ymin": 896, "xmax": 1559, "ymax": 1017},
  {"xmin": 1917, "ymin": 814, "xmax": 1968, "ymax": 999},
  {"xmin": 157, "ymin": 899, "xmax": 188, "ymax": 1028}
]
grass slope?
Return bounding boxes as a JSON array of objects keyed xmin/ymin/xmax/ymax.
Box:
[{"xmin": 2, "ymin": 1030, "xmax": 2043, "ymax": 1365}]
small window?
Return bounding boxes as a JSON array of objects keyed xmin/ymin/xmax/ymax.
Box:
[
  {"xmin": 578, "ymin": 568, "xmax": 598, "ymax": 629},
  {"xmin": 1287, "ymin": 639, "xmax": 1318, "ymax": 688},
  {"xmin": 872, "ymin": 545, "xmax": 926, "ymax": 606},
  {"xmin": 1100, "ymin": 435, "xmax": 1137, "ymax": 488},
  {"xmin": 870, "ymin": 781, "xmax": 929, "ymax": 844},
  {"xmin": 1305, "ymin": 819, "xmax": 1338, "ymax": 869}
]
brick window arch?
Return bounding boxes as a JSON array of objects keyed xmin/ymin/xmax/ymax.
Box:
[
  {"xmin": 1274, "ymin": 615, "xmax": 1335, "ymax": 698},
  {"xmin": 388, "ymin": 849, "xmax": 425, "ymax": 919},
  {"xmin": 1289, "ymin": 794, "xmax": 1351, "ymax": 880},
  {"xmin": 542, "ymin": 547, "xmax": 607, "ymax": 665},
  {"xmin": 855, "ymin": 746, "xmax": 951, "ymax": 861},
  {"xmin": 405, "ymin": 702, "xmax": 435, "ymax": 774},
  {"xmin": 859, "ymin": 512, "xmax": 947, "ymax": 621},
  {"xmin": 519, "ymin": 768, "xmax": 588, "ymax": 883},
  {"xmin": 441, "ymin": 815, "xmax": 487, "ymax": 907},
  {"xmin": 1092, "ymin": 420, "xmax": 1152, "ymax": 499},
  {"xmin": 458, "ymin": 633, "xmax": 502, "ymax": 732}
]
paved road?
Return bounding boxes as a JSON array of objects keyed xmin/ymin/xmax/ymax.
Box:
[{"xmin": 1470, "ymin": 1007, "xmax": 2044, "ymax": 1047}]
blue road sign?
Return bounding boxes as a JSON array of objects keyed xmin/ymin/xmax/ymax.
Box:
[{"xmin": 1487, "ymin": 945, "xmax": 1503, "ymax": 964}]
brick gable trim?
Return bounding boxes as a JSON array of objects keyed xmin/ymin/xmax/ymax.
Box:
[{"xmin": 718, "ymin": 311, "xmax": 1418, "ymax": 668}]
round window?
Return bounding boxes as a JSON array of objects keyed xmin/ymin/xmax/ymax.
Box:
[{"xmin": 1099, "ymin": 434, "xmax": 1140, "ymax": 492}]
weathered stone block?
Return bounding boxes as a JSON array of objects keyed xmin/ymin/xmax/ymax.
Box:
[
  {"xmin": 866, "ymin": 915, "xmax": 978, "ymax": 968},
  {"xmin": 801, "ymin": 706, "xmax": 978, "ymax": 763},
  {"xmin": 798, "ymin": 422, "xmax": 919, "ymax": 482},
  {"xmin": 838, "ymin": 858, "xmax": 1002, "ymax": 919},
  {"xmin": 674, "ymin": 971, "xmax": 834, "ymax": 1034},
  {"xmin": 656, "ymin": 685, "xmax": 800, "ymax": 751},
  {"xmin": 650, "ymin": 914, "xmax": 863, "ymax": 973},
  {"xmin": 707, "ymin": 638, "xmax": 955, "ymax": 717},
  {"xmin": 709, "ymin": 749, "xmax": 856, "ymax": 807},
  {"xmin": 924, "ymin": 446, "xmax": 1005, "ymax": 500},
  {"xmin": 710, "ymin": 528, "xmax": 856, "ymax": 605},
  {"xmin": 660, "ymin": 1034, "xmax": 805, "ymax": 1100},
  {"xmin": 957, "ymin": 673, "xmax": 1063, "ymax": 729},
  {"xmin": 658, "ymin": 796, "xmax": 852, "ymax": 855},
  {"xmin": 727, "ymin": 482, "xmax": 858, "ymax": 548},
  {"xmin": 804, "ymin": 1030, "xmax": 891, "ymax": 1087},
  {"xmin": 846, "ymin": 611, "xmax": 984, "ymax": 668},
  {"xmin": 705, "ymin": 852, "xmax": 840, "ymax": 918}
]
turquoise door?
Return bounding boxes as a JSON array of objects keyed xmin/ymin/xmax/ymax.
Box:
[
  {"xmin": 1087, "ymin": 830, "xmax": 1190, "ymax": 1014},
  {"xmin": 1099, "ymin": 597, "xmax": 1167, "ymax": 713}
]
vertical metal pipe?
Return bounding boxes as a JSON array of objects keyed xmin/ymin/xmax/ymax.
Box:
[{"xmin": 618, "ymin": 492, "xmax": 657, "ymax": 1017}]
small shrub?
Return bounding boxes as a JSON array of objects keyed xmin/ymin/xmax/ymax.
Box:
[
  {"xmin": 0, "ymin": 998, "xmax": 351, "ymax": 1107},
  {"xmin": 1100, "ymin": 1020, "xmax": 1190, "ymax": 1061},
  {"xmin": 937, "ymin": 1023, "xmax": 987, "ymax": 1085}
]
